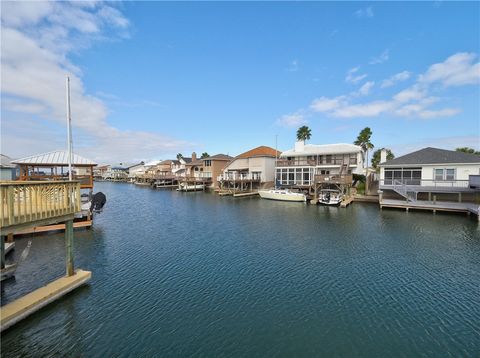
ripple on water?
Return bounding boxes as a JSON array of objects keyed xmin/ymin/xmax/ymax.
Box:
[{"xmin": 1, "ymin": 182, "xmax": 479, "ymax": 357}]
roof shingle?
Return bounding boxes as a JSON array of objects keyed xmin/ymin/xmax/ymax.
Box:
[{"xmin": 381, "ymin": 147, "xmax": 480, "ymax": 166}]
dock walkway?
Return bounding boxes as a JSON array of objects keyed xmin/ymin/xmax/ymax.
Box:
[
  {"xmin": 380, "ymin": 199, "xmax": 479, "ymax": 218},
  {"xmin": 1, "ymin": 270, "xmax": 91, "ymax": 332}
]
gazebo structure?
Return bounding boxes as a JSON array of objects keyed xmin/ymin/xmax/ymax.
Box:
[{"xmin": 12, "ymin": 150, "xmax": 97, "ymax": 191}]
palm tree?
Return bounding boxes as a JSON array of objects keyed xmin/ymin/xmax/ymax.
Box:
[
  {"xmin": 176, "ymin": 153, "xmax": 183, "ymax": 160},
  {"xmin": 200, "ymin": 152, "xmax": 209, "ymax": 159},
  {"xmin": 296, "ymin": 126, "xmax": 312, "ymax": 142},
  {"xmin": 354, "ymin": 127, "xmax": 374, "ymax": 193}
]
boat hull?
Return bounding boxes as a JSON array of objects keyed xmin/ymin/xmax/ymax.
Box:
[
  {"xmin": 177, "ymin": 184, "xmax": 205, "ymax": 192},
  {"xmin": 258, "ymin": 190, "xmax": 306, "ymax": 202}
]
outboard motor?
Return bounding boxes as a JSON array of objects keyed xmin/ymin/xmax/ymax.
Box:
[{"xmin": 90, "ymin": 192, "xmax": 107, "ymax": 213}]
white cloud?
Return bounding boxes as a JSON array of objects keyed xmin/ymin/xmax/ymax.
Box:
[
  {"xmin": 310, "ymin": 96, "xmax": 346, "ymax": 112},
  {"xmin": 277, "ymin": 113, "xmax": 307, "ymax": 128},
  {"xmin": 419, "ymin": 52, "xmax": 480, "ymax": 87},
  {"xmin": 294, "ymin": 52, "xmax": 480, "ymax": 120},
  {"xmin": 356, "ymin": 81, "xmax": 375, "ymax": 96},
  {"xmin": 355, "ymin": 7, "xmax": 374, "ymax": 18},
  {"xmin": 369, "ymin": 49, "xmax": 389, "ymax": 65},
  {"xmin": 345, "ymin": 67, "xmax": 368, "ymax": 84},
  {"xmin": 1, "ymin": 2, "xmax": 190, "ymax": 163},
  {"xmin": 332, "ymin": 101, "xmax": 393, "ymax": 118},
  {"xmin": 381, "ymin": 71, "xmax": 411, "ymax": 88}
]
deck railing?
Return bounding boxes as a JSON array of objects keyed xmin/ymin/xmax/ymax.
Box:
[
  {"xmin": 276, "ymin": 158, "xmax": 357, "ymax": 167},
  {"xmin": 217, "ymin": 173, "xmax": 262, "ymax": 181},
  {"xmin": 314, "ymin": 174, "xmax": 353, "ymax": 185},
  {"xmin": 0, "ymin": 181, "xmax": 81, "ymax": 230},
  {"xmin": 380, "ymin": 179, "xmax": 470, "ymax": 188}
]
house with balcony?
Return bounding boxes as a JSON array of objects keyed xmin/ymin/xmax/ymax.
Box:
[
  {"xmin": 217, "ymin": 146, "xmax": 281, "ymax": 193},
  {"xmin": 184, "ymin": 153, "xmax": 233, "ymax": 189},
  {"xmin": 378, "ymin": 147, "xmax": 480, "ymax": 216},
  {"xmin": 276, "ymin": 141, "xmax": 363, "ymax": 191}
]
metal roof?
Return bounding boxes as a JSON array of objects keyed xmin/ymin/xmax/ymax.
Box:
[
  {"xmin": 380, "ymin": 147, "xmax": 480, "ymax": 166},
  {"xmin": 12, "ymin": 150, "xmax": 97, "ymax": 166},
  {"xmin": 0, "ymin": 154, "xmax": 17, "ymax": 168},
  {"xmin": 280, "ymin": 143, "xmax": 362, "ymax": 157}
]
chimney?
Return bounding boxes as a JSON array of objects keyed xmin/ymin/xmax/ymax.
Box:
[
  {"xmin": 294, "ymin": 140, "xmax": 305, "ymax": 153},
  {"xmin": 192, "ymin": 152, "xmax": 197, "ymax": 162},
  {"xmin": 380, "ymin": 148, "xmax": 387, "ymax": 164}
]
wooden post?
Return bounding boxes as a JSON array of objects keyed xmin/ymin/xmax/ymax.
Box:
[
  {"xmin": 433, "ymin": 195, "xmax": 436, "ymax": 205},
  {"xmin": 6, "ymin": 233, "xmax": 13, "ymax": 243},
  {"xmin": 65, "ymin": 219, "xmax": 74, "ymax": 276},
  {"xmin": 428, "ymin": 192, "xmax": 432, "ymax": 202},
  {"xmin": 1, "ymin": 235, "xmax": 5, "ymax": 270},
  {"xmin": 458, "ymin": 192, "xmax": 462, "ymax": 203}
]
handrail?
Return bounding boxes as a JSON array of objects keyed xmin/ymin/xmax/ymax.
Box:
[
  {"xmin": 0, "ymin": 181, "xmax": 81, "ymax": 230},
  {"xmin": 380, "ymin": 179, "xmax": 470, "ymax": 188}
]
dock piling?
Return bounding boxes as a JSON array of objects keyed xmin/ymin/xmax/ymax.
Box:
[{"xmin": 66, "ymin": 219, "xmax": 74, "ymax": 276}]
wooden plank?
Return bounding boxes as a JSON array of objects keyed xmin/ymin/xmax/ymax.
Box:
[
  {"xmin": 14, "ymin": 220, "xmax": 92, "ymax": 236},
  {"xmin": 0, "ymin": 269, "xmax": 91, "ymax": 332}
]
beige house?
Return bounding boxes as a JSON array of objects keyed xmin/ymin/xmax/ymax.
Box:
[
  {"xmin": 218, "ymin": 146, "xmax": 280, "ymax": 189},
  {"xmin": 186, "ymin": 153, "xmax": 233, "ymax": 188}
]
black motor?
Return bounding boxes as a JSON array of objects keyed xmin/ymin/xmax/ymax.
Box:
[{"xmin": 90, "ymin": 192, "xmax": 107, "ymax": 213}]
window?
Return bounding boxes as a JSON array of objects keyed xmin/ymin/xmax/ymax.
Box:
[
  {"xmin": 434, "ymin": 169, "xmax": 444, "ymax": 181},
  {"xmin": 326, "ymin": 155, "xmax": 332, "ymax": 164},
  {"xmin": 446, "ymin": 169, "xmax": 455, "ymax": 181},
  {"xmin": 204, "ymin": 160, "xmax": 211, "ymax": 167}
]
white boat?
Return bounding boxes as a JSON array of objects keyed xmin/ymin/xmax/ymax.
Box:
[
  {"xmin": 319, "ymin": 189, "xmax": 343, "ymax": 206},
  {"xmin": 176, "ymin": 183, "xmax": 204, "ymax": 192},
  {"xmin": 258, "ymin": 189, "xmax": 307, "ymax": 202}
]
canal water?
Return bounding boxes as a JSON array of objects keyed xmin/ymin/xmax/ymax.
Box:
[{"xmin": 1, "ymin": 182, "xmax": 479, "ymax": 356}]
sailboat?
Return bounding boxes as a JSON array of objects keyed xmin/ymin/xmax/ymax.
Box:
[{"xmin": 258, "ymin": 135, "xmax": 307, "ymax": 202}]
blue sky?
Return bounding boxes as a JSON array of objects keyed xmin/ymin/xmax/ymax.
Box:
[{"xmin": 1, "ymin": 1, "xmax": 479, "ymax": 164}]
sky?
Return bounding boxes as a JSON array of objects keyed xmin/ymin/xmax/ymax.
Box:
[{"xmin": 1, "ymin": 1, "xmax": 479, "ymax": 164}]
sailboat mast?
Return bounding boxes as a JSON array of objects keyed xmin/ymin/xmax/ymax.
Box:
[{"xmin": 66, "ymin": 76, "xmax": 73, "ymax": 181}]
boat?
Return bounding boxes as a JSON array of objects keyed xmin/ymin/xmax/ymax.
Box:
[
  {"xmin": 319, "ymin": 189, "xmax": 343, "ymax": 206},
  {"xmin": 176, "ymin": 183, "xmax": 204, "ymax": 192},
  {"xmin": 258, "ymin": 189, "xmax": 307, "ymax": 202}
]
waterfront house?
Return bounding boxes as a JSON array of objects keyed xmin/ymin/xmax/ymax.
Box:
[
  {"xmin": 378, "ymin": 147, "xmax": 480, "ymax": 205},
  {"xmin": 0, "ymin": 154, "xmax": 18, "ymax": 180},
  {"xmin": 218, "ymin": 146, "xmax": 281, "ymax": 192},
  {"xmin": 185, "ymin": 152, "xmax": 233, "ymax": 188},
  {"xmin": 93, "ymin": 165, "xmax": 110, "ymax": 180},
  {"xmin": 127, "ymin": 162, "xmax": 146, "ymax": 181},
  {"xmin": 276, "ymin": 140, "xmax": 363, "ymax": 189},
  {"xmin": 103, "ymin": 166, "xmax": 128, "ymax": 181}
]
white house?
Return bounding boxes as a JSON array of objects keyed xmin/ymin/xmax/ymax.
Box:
[
  {"xmin": 218, "ymin": 146, "xmax": 280, "ymax": 185},
  {"xmin": 276, "ymin": 140, "xmax": 363, "ymax": 187},
  {"xmin": 378, "ymin": 147, "xmax": 480, "ymax": 202}
]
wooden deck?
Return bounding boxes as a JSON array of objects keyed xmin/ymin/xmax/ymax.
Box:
[
  {"xmin": 380, "ymin": 199, "xmax": 479, "ymax": 217},
  {"xmin": 1, "ymin": 181, "xmax": 81, "ymax": 235}
]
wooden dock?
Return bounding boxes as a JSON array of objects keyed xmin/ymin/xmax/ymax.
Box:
[
  {"xmin": 14, "ymin": 220, "xmax": 92, "ymax": 236},
  {"xmin": 0, "ymin": 269, "xmax": 92, "ymax": 332},
  {"xmin": 1, "ymin": 181, "xmax": 91, "ymax": 329},
  {"xmin": 340, "ymin": 196, "xmax": 354, "ymax": 208},
  {"xmin": 380, "ymin": 199, "xmax": 480, "ymax": 218},
  {"xmin": 233, "ymin": 191, "xmax": 259, "ymax": 198}
]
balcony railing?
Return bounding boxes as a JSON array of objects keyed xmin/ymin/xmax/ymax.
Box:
[
  {"xmin": 217, "ymin": 172, "xmax": 262, "ymax": 181},
  {"xmin": 380, "ymin": 179, "xmax": 470, "ymax": 188},
  {"xmin": 276, "ymin": 158, "xmax": 357, "ymax": 167},
  {"xmin": 314, "ymin": 174, "xmax": 353, "ymax": 185},
  {"xmin": 0, "ymin": 181, "xmax": 81, "ymax": 233}
]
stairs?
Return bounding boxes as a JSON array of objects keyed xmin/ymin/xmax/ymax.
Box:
[{"xmin": 392, "ymin": 180, "xmax": 417, "ymax": 202}]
